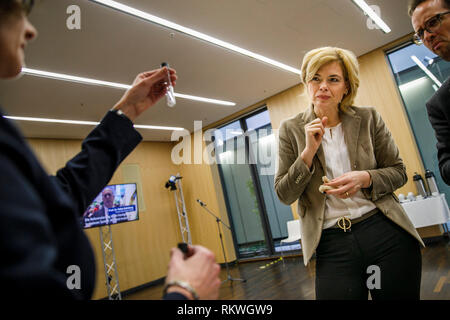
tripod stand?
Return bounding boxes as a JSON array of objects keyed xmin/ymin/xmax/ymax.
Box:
[{"xmin": 196, "ymin": 199, "xmax": 246, "ymax": 285}]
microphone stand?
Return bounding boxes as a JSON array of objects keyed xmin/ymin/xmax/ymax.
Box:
[{"xmin": 196, "ymin": 200, "xmax": 246, "ymax": 285}]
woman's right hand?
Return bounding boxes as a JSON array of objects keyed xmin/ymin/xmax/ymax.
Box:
[
  {"xmin": 112, "ymin": 67, "xmax": 177, "ymax": 122},
  {"xmin": 301, "ymin": 117, "xmax": 327, "ymax": 168}
]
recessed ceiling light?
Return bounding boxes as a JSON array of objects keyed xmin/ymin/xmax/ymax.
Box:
[
  {"xmin": 90, "ymin": 0, "xmax": 301, "ymax": 75},
  {"xmin": 3, "ymin": 115, "xmax": 185, "ymax": 131},
  {"xmin": 352, "ymin": 0, "xmax": 391, "ymax": 34},
  {"xmin": 21, "ymin": 68, "xmax": 236, "ymax": 106}
]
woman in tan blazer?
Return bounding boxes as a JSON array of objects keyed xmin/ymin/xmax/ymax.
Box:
[{"xmin": 274, "ymin": 47, "xmax": 424, "ymax": 300}]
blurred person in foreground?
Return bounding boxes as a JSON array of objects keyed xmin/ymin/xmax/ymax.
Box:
[{"xmin": 0, "ymin": 0, "xmax": 220, "ymax": 300}]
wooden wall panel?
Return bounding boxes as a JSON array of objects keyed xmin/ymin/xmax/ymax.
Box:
[{"xmin": 266, "ymin": 85, "xmax": 307, "ymax": 130}]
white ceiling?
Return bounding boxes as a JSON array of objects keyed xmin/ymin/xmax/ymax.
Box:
[{"xmin": 0, "ymin": 0, "xmax": 413, "ymax": 141}]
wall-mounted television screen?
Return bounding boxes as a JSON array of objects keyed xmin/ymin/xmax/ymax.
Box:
[{"xmin": 81, "ymin": 183, "xmax": 138, "ymax": 229}]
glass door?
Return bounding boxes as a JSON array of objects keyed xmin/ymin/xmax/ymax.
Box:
[
  {"xmin": 247, "ymin": 126, "xmax": 298, "ymax": 255},
  {"xmin": 214, "ymin": 108, "xmax": 299, "ymax": 259},
  {"xmin": 386, "ymin": 42, "xmax": 450, "ymax": 206}
]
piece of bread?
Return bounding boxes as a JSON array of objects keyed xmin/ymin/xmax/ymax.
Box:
[
  {"xmin": 319, "ymin": 185, "xmax": 334, "ymax": 193},
  {"xmin": 319, "ymin": 176, "xmax": 335, "ymax": 194}
]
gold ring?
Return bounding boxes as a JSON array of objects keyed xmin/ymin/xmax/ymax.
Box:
[{"xmin": 346, "ymin": 192, "xmax": 349, "ymax": 197}]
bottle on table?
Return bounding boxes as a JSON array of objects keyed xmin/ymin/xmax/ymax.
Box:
[
  {"xmin": 425, "ymin": 169, "xmax": 440, "ymax": 196},
  {"xmin": 413, "ymin": 172, "xmax": 428, "ymax": 198}
]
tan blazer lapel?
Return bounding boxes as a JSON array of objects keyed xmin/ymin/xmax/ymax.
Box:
[
  {"xmin": 341, "ymin": 108, "xmax": 361, "ymax": 169},
  {"xmin": 316, "ymin": 145, "xmax": 326, "ymax": 171},
  {"xmin": 301, "ymin": 105, "xmax": 327, "ymax": 170}
]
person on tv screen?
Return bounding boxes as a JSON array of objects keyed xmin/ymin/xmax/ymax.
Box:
[
  {"xmin": 95, "ymin": 188, "xmax": 116, "ymax": 220},
  {"xmin": 0, "ymin": 0, "xmax": 220, "ymax": 300},
  {"xmin": 83, "ymin": 187, "xmax": 117, "ymax": 228}
]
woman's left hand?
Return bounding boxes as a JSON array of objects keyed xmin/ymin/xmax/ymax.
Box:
[{"xmin": 324, "ymin": 171, "xmax": 371, "ymax": 199}]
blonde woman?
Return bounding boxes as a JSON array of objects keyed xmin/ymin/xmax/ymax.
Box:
[{"xmin": 274, "ymin": 47, "xmax": 424, "ymax": 300}]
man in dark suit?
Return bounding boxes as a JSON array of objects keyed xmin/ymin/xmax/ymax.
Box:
[
  {"xmin": 410, "ymin": 0, "xmax": 450, "ymax": 184},
  {"xmin": 0, "ymin": 0, "xmax": 220, "ymax": 300}
]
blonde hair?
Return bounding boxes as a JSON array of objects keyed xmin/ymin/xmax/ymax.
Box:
[{"xmin": 301, "ymin": 47, "xmax": 359, "ymax": 112}]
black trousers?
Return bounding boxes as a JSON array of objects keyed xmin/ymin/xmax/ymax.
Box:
[{"xmin": 315, "ymin": 210, "xmax": 422, "ymax": 300}]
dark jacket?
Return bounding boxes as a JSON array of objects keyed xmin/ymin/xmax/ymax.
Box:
[
  {"xmin": 0, "ymin": 108, "xmax": 141, "ymax": 299},
  {"xmin": 426, "ymin": 77, "xmax": 450, "ymax": 185}
]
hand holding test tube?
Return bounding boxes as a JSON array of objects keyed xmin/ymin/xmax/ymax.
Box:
[{"xmin": 161, "ymin": 62, "xmax": 176, "ymax": 107}]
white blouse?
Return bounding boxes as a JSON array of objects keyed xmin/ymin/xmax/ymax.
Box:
[{"xmin": 321, "ymin": 122, "xmax": 376, "ymax": 229}]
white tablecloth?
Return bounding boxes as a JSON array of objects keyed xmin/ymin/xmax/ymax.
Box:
[{"xmin": 401, "ymin": 194, "xmax": 450, "ymax": 228}]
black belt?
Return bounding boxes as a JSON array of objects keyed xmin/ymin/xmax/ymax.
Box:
[{"xmin": 330, "ymin": 208, "xmax": 380, "ymax": 232}]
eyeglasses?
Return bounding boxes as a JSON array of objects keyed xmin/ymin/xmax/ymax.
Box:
[
  {"xmin": 21, "ymin": 0, "xmax": 34, "ymax": 15},
  {"xmin": 413, "ymin": 11, "xmax": 450, "ymax": 45}
]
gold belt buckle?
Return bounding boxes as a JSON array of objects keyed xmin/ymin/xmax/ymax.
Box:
[{"xmin": 337, "ymin": 217, "xmax": 352, "ymax": 232}]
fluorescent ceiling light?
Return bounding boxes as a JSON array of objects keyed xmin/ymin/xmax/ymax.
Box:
[
  {"xmin": 22, "ymin": 68, "xmax": 130, "ymax": 90},
  {"xmin": 411, "ymin": 55, "xmax": 442, "ymax": 87},
  {"xmin": 21, "ymin": 68, "xmax": 236, "ymax": 106},
  {"xmin": 352, "ymin": 0, "xmax": 391, "ymax": 33},
  {"xmin": 133, "ymin": 124, "xmax": 184, "ymax": 131},
  {"xmin": 4, "ymin": 115, "xmax": 185, "ymax": 131},
  {"xmin": 174, "ymin": 93, "xmax": 235, "ymax": 106},
  {"xmin": 90, "ymin": 0, "xmax": 301, "ymax": 75}
]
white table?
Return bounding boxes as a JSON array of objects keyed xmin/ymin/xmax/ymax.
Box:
[{"xmin": 401, "ymin": 194, "xmax": 450, "ymax": 229}]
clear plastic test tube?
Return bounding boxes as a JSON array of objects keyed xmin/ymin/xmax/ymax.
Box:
[{"xmin": 161, "ymin": 62, "xmax": 176, "ymax": 107}]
